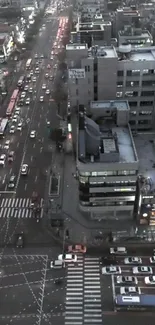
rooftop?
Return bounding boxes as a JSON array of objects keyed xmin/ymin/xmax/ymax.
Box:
[
  {"xmin": 119, "ymin": 29, "xmax": 151, "ymax": 38},
  {"xmin": 88, "ymin": 46, "xmax": 117, "ymax": 58},
  {"xmin": 78, "ymin": 102, "xmax": 137, "ymax": 166},
  {"xmin": 117, "ymin": 46, "xmax": 155, "ymax": 62},
  {"xmin": 90, "ymin": 100, "xmax": 129, "ymax": 111}
]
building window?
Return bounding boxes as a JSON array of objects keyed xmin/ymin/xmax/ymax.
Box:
[
  {"xmin": 130, "ymin": 111, "xmax": 136, "ymax": 115},
  {"xmin": 129, "ymin": 101, "xmax": 137, "ymax": 107},
  {"xmin": 75, "ymin": 78, "xmax": 78, "ymax": 85},
  {"xmin": 142, "ymin": 80, "xmax": 155, "ymax": 87},
  {"xmin": 85, "ymin": 66, "xmax": 88, "ymax": 72},
  {"xmin": 143, "ymin": 69, "xmax": 149, "ymax": 75},
  {"xmin": 127, "ymin": 70, "xmax": 140, "ymax": 76},
  {"xmin": 94, "ymin": 75, "xmax": 97, "ymax": 83},
  {"xmin": 88, "ymin": 78, "xmax": 90, "ymax": 84},
  {"xmin": 76, "ymin": 89, "xmax": 79, "ymax": 96},
  {"xmin": 88, "ymin": 89, "xmax": 91, "ymax": 95},
  {"xmin": 140, "ymin": 101, "xmax": 153, "ymax": 107},
  {"xmin": 141, "ymin": 91, "xmax": 154, "ymax": 97},
  {"xmin": 116, "ymin": 92, "xmax": 123, "ymax": 98},
  {"xmin": 117, "ymin": 81, "xmax": 123, "ymax": 87},
  {"xmin": 94, "ymin": 63, "xmax": 97, "ymax": 71},
  {"xmin": 139, "ymin": 111, "xmax": 152, "ymax": 116},
  {"xmin": 117, "ymin": 70, "xmax": 123, "ymax": 77},
  {"xmin": 125, "ymin": 91, "xmax": 138, "ymax": 97},
  {"xmin": 88, "ymin": 66, "xmax": 90, "ymax": 72},
  {"xmin": 126, "ymin": 81, "xmax": 139, "ymax": 87}
]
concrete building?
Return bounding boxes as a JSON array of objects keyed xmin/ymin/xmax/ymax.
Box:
[
  {"xmin": 71, "ymin": 15, "xmax": 112, "ymax": 46},
  {"xmin": 0, "ymin": 23, "xmax": 14, "ymax": 62},
  {"xmin": 66, "ymin": 43, "xmax": 155, "ymax": 130},
  {"xmin": 77, "ymin": 100, "xmax": 139, "ymax": 219},
  {"xmin": 0, "ymin": 0, "xmax": 39, "ymax": 9},
  {"xmin": 114, "ymin": 7, "xmax": 141, "ymax": 37},
  {"xmin": 118, "ymin": 27, "xmax": 153, "ymax": 48},
  {"xmin": 76, "ymin": 0, "xmax": 101, "ymax": 20}
]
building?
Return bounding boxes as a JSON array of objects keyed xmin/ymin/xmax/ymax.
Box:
[
  {"xmin": 118, "ymin": 27, "xmax": 153, "ymax": 48},
  {"xmin": 66, "ymin": 44, "xmax": 155, "ymax": 130},
  {"xmin": 0, "ymin": 23, "xmax": 14, "ymax": 62},
  {"xmin": 77, "ymin": 100, "xmax": 139, "ymax": 219},
  {"xmin": 71, "ymin": 15, "xmax": 112, "ymax": 46},
  {"xmin": 114, "ymin": 7, "xmax": 141, "ymax": 37},
  {"xmin": 76, "ymin": 0, "xmax": 101, "ymax": 20},
  {"xmin": 0, "ymin": 0, "xmax": 39, "ymax": 9}
]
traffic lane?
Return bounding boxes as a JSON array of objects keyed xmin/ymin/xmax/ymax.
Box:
[
  {"xmin": 103, "ymin": 314, "xmax": 155, "ymax": 325},
  {"xmin": 101, "ymin": 275, "xmax": 114, "ymax": 311}
]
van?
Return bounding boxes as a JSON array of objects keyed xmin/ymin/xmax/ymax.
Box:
[{"xmin": 50, "ymin": 259, "xmax": 64, "ymax": 269}]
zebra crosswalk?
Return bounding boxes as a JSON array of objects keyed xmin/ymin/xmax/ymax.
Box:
[
  {"xmin": 0, "ymin": 198, "xmax": 43, "ymax": 219},
  {"xmin": 65, "ymin": 255, "xmax": 103, "ymax": 325}
]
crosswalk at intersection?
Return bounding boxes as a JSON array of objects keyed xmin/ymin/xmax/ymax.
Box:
[
  {"xmin": 0, "ymin": 198, "xmax": 43, "ymax": 219},
  {"xmin": 65, "ymin": 255, "xmax": 103, "ymax": 325}
]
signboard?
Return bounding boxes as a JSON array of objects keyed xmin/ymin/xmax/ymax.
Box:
[{"xmin": 68, "ymin": 69, "xmax": 85, "ymax": 79}]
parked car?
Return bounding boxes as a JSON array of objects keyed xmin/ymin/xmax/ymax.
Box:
[{"xmin": 102, "ymin": 266, "xmax": 121, "ymax": 275}]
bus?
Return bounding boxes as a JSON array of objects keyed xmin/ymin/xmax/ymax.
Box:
[
  {"xmin": 6, "ymin": 100, "xmax": 15, "ymax": 116},
  {"xmin": 11, "ymin": 89, "xmax": 19, "ymax": 102},
  {"xmin": 115, "ymin": 295, "xmax": 155, "ymax": 311},
  {"xmin": 17, "ymin": 75, "xmax": 25, "ymax": 89},
  {"xmin": 26, "ymin": 58, "xmax": 32, "ymax": 70},
  {"xmin": 0, "ymin": 118, "xmax": 8, "ymax": 136}
]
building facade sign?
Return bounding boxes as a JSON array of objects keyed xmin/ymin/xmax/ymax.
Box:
[{"xmin": 69, "ymin": 69, "xmax": 85, "ymax": 79}]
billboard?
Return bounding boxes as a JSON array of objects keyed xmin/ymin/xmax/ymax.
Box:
[{"xmin": 68, "ymin": 69, "xmax": 85, "ymax": 79}]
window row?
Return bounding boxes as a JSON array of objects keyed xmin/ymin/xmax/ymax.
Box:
[
  {"xmin": 79, "ymin": 170, "xmax": 137, "ymax": 177},
  {"xmin": 117, "ymin": 69, "xmax": 155, "ymax": 77},
  {"xmin": 129, "ymin": 101, "xmax": 153, "ymax": 107},
  {"xmin": 116, "ymin": 91, "xmax": 155, "ymax": 98},
  {"xmin": 118, "ymin": 80, "xmax": 155, "ymax": 87}
]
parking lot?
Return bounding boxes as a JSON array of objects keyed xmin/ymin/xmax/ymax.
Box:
[{"xmin": 0, "ymin": 254, "xmax": 66, "ymax": 325}]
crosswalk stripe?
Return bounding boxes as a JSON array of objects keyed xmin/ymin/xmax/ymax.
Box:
[{"xmin": 0, "ymin": 198, "xmax": 43, "ymax": 219}]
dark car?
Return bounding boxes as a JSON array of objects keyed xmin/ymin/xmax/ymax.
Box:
[
  {"xmin": 16, "ymin": 233, "xmax": 24, "ymax": 248},
  {"xmin": 18, "ymin": 99, "xmax": 24, "ymax": 106},
  {"xmin": 100, "ymin": 256, "xmax": 118, "ymax": 266}
]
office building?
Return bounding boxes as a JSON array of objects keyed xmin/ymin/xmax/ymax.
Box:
[
  {"xmin": 77, "ymin": 100, "xmax": 139, "ymax": 219},
  {"xmin": 66, "ymin": 44, "xmax": 155, "ymax": 130},
  {"xmin": 114, "ymin": 7, "xmax": 141, "ymax": 37}
]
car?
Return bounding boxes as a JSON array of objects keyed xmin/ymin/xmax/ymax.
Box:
[
  {"xmin": 26, "ymin": 74, "xmax": 31, "ymax": 81},
  {"xmin": 35, "ymin": 69, "xmax": 39, "ymax": 74},
  {"xmin": 120, "ymin": 286, "xmax": 141, "ymax": 295},
  {"xmin": 21, "ymin": 164, "xmax": 28, "ymax": 175},
  {"xmin": 24, "ymin": 85, "xmax": 29, "ymax": 91},
  {"xmin": 124, "ymin": 257, "xmax": 142, "ymax": 265},
  {"xmin": 110, "ymin": 247, "xmax": 127, "ymax": 255},
  {"xmin": 32, "ymin": 77, "xmax": 37, "ymax": 82},
  {"xmin": 45, "ymin": 73, "xmax": 49, "ymax": 78},
  {"xmin": 102, "ymin": 266, "xmax": 121, "ymax": 275},
  {"xmin": 35, "ymin": 61, "xmax": 39, "ymax": 66},
  {"xmin": 145, "ymin": 275, "xmax": 155, "ymax": 284},
  {"xmin": 30, "ymin": 70, "xmax": 33, "ymax": 76},
  {"xmin": 45, "ymin": 89, "xmax": 50, "ymax": 95},
  {"xmin": 18, "ymin": 99, "xmax": 24, "ymax": 106},
  {"xmin": 42, "ymin": 84, "xmax": 46, "ymax": 89},
  {"xmin": 17, "ymin": 122, "xmax": 22, "ymax": 131},
  {"xmin": 21, "ymin": 92, "xmax": 26, "ymax": 98},
  {"xmin": 29, "ymin": 87, "xmax": 33, "ymax": 93},
  {"xmin": 150, "ymin": 256, "xmax": 155, "ymax": 263},
  {"xmin": 25, "ymin": 98, "xmax": 30, "ymax": 105},
  {"xmin": 0, "ymin": 154, "xmax": 6, "ymax": 166},
  {"xmin": 50, "ymin": 56, "xmax": 54, "ymax": 60},
  {"xmin": 133, "ymin": 266, "xmax": 153, "ymax": 274},
  {"xmin": 4, "ymin": 140, "xmax": 10, "ymax": 150},
  {"xmin": 16, "ymin": 233, "xmax": 24, "ymax": 248},
  {"xmin": 40, "ymin": 96, "xmax": 44, "ymax": 102},
  {"xmin": 35, "ymin": 54, "xmax": 38, "ymax": 58},
  {"xmin": 15, "ymin": 108, "xmax": 20, "ymax": 115},
  {"xmin": 40, "ymin": 54, "xmax": 44, "ymax": 58},
  {"xmin": 58, "ymin": 254, "xmax": 77, "ymax": 263},
  {"xmin": 12, "ymin": 115, "xmax": 18, "ymax": 123},
  {"xmin": 30, "ymin": 130, "xmax": 36, "ymax": 138},
  {"xmin": 50, "ymin": 260, "xmax": 64, "ymax": 269},
  {"xmin": 8, "ymin": 151, "xmax": 14, "ymax": 162},
  {"xmin": 49, "ymin": 76, "xmax": 54, "ymax": 81},
  {"xmin": 8, "ymin": 175, "xmax": 16, "ymax": 188},
  {"xmin": 10, "ymin": 125, "xmax": 15, "ymax": 134},
  {"xmin": 68, "ymin": 244, "xmax": 87, "ymax": 253},
  {"xmin": 100, "ymin": 256, "xmax": 118, "ymax": 266},
  {"xmin": 117, "ymin": 276, "xmax": 138, "ymax": 285}
]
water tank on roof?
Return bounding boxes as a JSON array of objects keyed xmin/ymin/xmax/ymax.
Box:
[
  {"xmin": 85, "ymin": 117, "xmax": 100, "ymax": 156},
  {"xmin": 118, "ymin": 44, "xmax": 132, "ymax": 54}
]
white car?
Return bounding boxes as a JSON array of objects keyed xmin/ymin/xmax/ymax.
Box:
[
  {"xmin": 35, "ymin": 54, "xmax": 38, "ymax": 58},
  {"xmin": 117, "ymin": 276, "xmax": 138, "ymax": 285},
  {"xmin": 0, "ymin": 154, "xmax": 6, "ymax": 166},
  {"xmin": 45, "ymin": 89, "xmax": 50, "ymax": 95},
  {"xmin": 24, "ymin": 85, "xmax": 28, "ymax": 91},
  {"xmin": 133, "ymin": 266, "xmax": 153, "ymax": 274},
  {"xmin": 30, "ymin": 70, "xmax": 33, "ymax": 76},
  {"xmin": 21, "ymin": 164, "xmax": 28, "ymax": 175},
  {"xmin": 30, "ymin": 130, "xmax": 36, "ymax": 138},
  {"xmin": 25, "ymin": 98, "xmax": 30, "ymax": 105},
  {"xmin": 42, "ymin": 84, "xmax": 46, "ymax": 89},
  {"xmin": 29, "ymin": 87, "xmax": 33, "ymax": 93},
  {"xmin": 124, "ymin": 257, "xmax": 142, "ymax": 265},
  {"xmin": 12, "ymin": 115, "xmax": 18, "ymax": 123},
  {"xmin": 145, "ymin": 275, "xmax": 155, "ymax": 284},
  {"xmin": 21, "ymin": 92, "xmax": 26, "ymax": 98},
  {"xmin": 150, "ymin": 256, "xmax": 155, "ymax": 263},
  {"xmin": 40, "ymin": 96, "xmax": 44, "ymax": 102},
  {"xmin": 17, "ymin": 123, "xmax": 22, "ymax": 131},
  {"xmin": 102, "ymin": 266, "xmax": 121, "ymax": 275},
  {"xmin": 10, "ymin": 125, "xmax": 15, "ymax": 134},
  {"xmin": 58, "ymin": 254, "xmax": 77, "ymax": 263},
  {"xmin": 4, "ymin": 140, "xmax": 10, "ymax": 150},
  {"xmin": 35, "ymin": 68, "xmax": 39, "ymax": 74},
  {"xmin": 120, "ymin": 286, "xmax": 141, "ymax": 295},
  {"xmin": 110, "ymin": 247, "xmax": 127, "ymax": 255},
  {"xmin": 32, "ymin": 77, "xmax": 36, "ymax": 82},
  {"xmin": 15, "ymin": 109, "xmax": 20, "ymax": 115}
]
